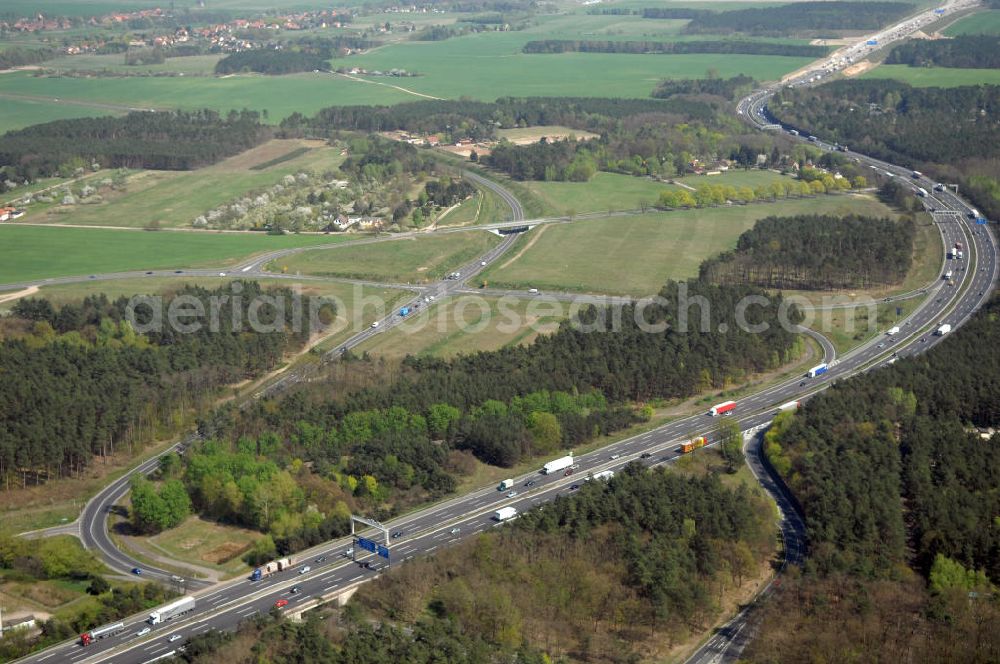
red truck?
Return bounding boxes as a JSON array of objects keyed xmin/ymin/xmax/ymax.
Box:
[{"xmin": 709, "ymin": 401, "xmax": 737, "ymax": 417}]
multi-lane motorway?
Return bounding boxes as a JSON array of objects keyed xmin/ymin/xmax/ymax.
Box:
[{"xmin": 13, "ymin": 3, "xmax": 999, "ymax": 660}]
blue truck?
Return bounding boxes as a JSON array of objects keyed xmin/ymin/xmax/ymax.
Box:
[{"xmin": 399, "ymin": 307, "xmax": 411, "ymax": 317}]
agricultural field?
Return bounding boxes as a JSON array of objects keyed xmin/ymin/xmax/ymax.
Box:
[
  {"xmin": 354, "ymin": 293, "xmax": 568, "ymax": 358},
  {"xmin": 496, "ymin": 125, "xmax": 600, "ymax": 145},
  {"xmin": 520, "ymin": 170, "xmax": 794, "ymax": 216},
  {"xmin": 0, "ymin": 225, "xmax": 354, "ymax": 284},
  {"xmin": 275, "ymin": 231, "xmax": 501, "ymax": 284},
  {"xmin": 943, "ymin": 9, "xmax": 1000, "ymax": 35},
  {"xmin": 0, "ymin": 71, "xmax": 415, "ymax": 126},
  {"xmin": 0, "ymin": 94, "xmax": 111, "ymax": 134},
  {"xmin": 481, "ymin": 193, "xmax": 897, "ymax": 296},
  {"xmin": 20, "ymin": 139, "xmax": 343, "ymax": 229},
  {"xmin": 860, "ymin": 64, "xmax": 1000, "ymax": 86},
  {"xmin": 37, "ymin": 53, "xmax": 225, "ymax": 75}
]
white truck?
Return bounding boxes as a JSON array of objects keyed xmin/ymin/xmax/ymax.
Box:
[
  {"xmin": 887, "ymin": 326, "xmax": 900, "ymax": 336},
  {"xmin": 588, "ymin": 470, "xmax": 615, "ymax": 482},
  {"xmin": 494, "ymin": 506, "xmax": 518, "ymax": 522},
  {"xmin": 944, "ymin": 269, "xmax": 953, "ymax": 280},
  {"xmin": 542, "ymin": 455, "xmax": 574, "ymax": 475},
  {"xmin": 498, "ymin": 479, "xmax": 514, "ymax": 491},
  {"xmin": 969, "ymin": 209, "xmax": 980, "ymax": 219},
  {"xmin": 935, "ymin": 323, "xmax": 952, "ymax": 336},
  {"xmin": 148, "ymin": 596, "xmax": 196, "ymax": 625}
]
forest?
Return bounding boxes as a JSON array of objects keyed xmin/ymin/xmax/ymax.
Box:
[
  {"xmin": 651, "ymin": 75, "xmax": 756, "ymax": 101},
  {"xmin": 772, "ymin": 80, "xmax": 1000, "ymax": 220},
  {"xmin": 214, "ymin": 50, "xmax": 329, "ymax": 75},
  {"xmin": 748, "ymin": 297, "xmax": 1000, "ymax": 661},
  {"xmin": 176, "ymin": 277, "xmax": 801, "ymax": 547},
  {"xmin": 522, "ymin": 40, "xmax": 827, "ymax": 57},
  {"xmin": 699, "ymin": 214, "xmax": 914, "ymax": 290},
  {"xmin": 172, "ymin": 465, "xmax": 775, "ymax": 664},
  {"xmin": 885, "ymin": 34, "xmax": 1000, "ymax": 69},
  {"xmin": 0, "ymin": 109, "xmax": 268, "ymax": 182},
  {"xmin": 0, "ymin": 284, "xmax": 328, "ymax": 489},
  {"xmin": 683, "ymin": 1, "xmax": 911, "ymax": 36},
  {"xmin": 765, "ymin": 297, "xmax": 1000, "ymax": 580}
]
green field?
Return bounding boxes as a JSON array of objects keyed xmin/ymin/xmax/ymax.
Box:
[
  {"xmin": 0, "ymin": 94, "xmax": 112, "ymax": 133},
  {"xmin": 861, "ymin": 64, "xmax": 1000, "ymax": 87},
  {"xmin": 0, "ymin": 71, "xmax": 415, "ymax": 125},
  {"xmin": 40, "ymin": 53, "xmax": 224, "ymax": 75},
  {"xmin": 944, "ymin": 10, "xmax": 1000, "ymax": 35},
  {"xmin": 355, "ymin": 294, "xmax": 567, "ymax": 358},
  {"xmin": 436, "ymin": 187, "xmax": 508, "ymax": 227},
  {"xmin": 520, "ymin": 170, "xmax": 794, "ymax": 216},
  {"xmin": 349, "ymin": 32, "xmax": 815, "ymax": 100},
  {"xmin": 521, "ymin": 172, "xmax": 678, "ymax": 216},
  {"xmin": 24, "ymin": 139, "xmax": 342, "ymax": 229},
  {"xmin": 482, "ymin": 193, "xmax": 897, "ymax": 296},
  {"xmin": 277, "ymin": 231, "xmax": 501, "ymax": 284},
  {"xmin": 0, "ymin": 225, "xmax": 356, "ymax": 284}
]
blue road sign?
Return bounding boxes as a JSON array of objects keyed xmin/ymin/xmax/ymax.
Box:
[
  {"xmin": 977, "ymin": 218, "xmax": 988, "ymax": 225},
  {"xmin": 357, "ymin": 537, "xmax": 377, "ymax": 553},
  {"xmin": 377, "ymin": 545, "xmax": 390, "ymax": 560}
]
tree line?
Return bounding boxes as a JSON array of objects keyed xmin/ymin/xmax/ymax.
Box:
[
  {"xmin": 522, "ymin": 39, "xmax": 828, "ymax": 57},
  {"xmin": 885, "ymin": 34, "xmax": 1000, "ymax": 69},
  {"xmin": 0, "ymin": 109, "xmax": 269, "ymax": 182},
  {"xmin": 683, "ymin": 1, "xmax": 912, "ymax": 36},
  {"xmin": 0, "ymin": 46, "xmax": 55, "ymax": 69},
  {"xmin": 214, "ymin": 50, "xmax": 329, "ymax": 75},
  {"xmin": 0, "ymin": 284, "xmax": 328, "ymax": 490},
  {"xmin": 282, "ymin": 96, "xmax": 711, "ymax": 144},
  {"xmin": 699, "ymin": 213, "xmax": 914, "ymax": 290},
  {"xmin": 770, "ymin": 79, "xmax": 1000, "ymax": 220},
  {"xmin": 652, "ymin": 74, "xmax": 756, "ymax": 101}
]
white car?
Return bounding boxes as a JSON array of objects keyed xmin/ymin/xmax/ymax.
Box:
[
  {"xmin": 450, "ymin": 527, "xmax": 461, "ymax": 534},
  {"xmin": 168, "ymin": 634, "xmax": 182, "ymax": 643},
  {"xmin": 371, "ymin": 321, "xmax": 379, "ymax": 328},
  {"xmin": 480, "ymin": 261, "xmax": 487, "ymax": 266},
  {"xmin": 299, "ymin": 565, "xmax": 311, "ymax": 574},
  {"xmin": 344, "ymin": 547, "xmax": 354, "ymax": 557},
  {"xmin": 137, "ymin": 627, "xmax": 151, "ymax": 637}
]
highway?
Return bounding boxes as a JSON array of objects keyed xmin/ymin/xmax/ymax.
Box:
[{"xmin": 12, "ymin": 2, "xmax": 998, "ymax": 658}]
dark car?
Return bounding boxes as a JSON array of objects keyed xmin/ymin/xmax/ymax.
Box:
[
  {"xmin": 640, "ymin": 452, "xmax": 652, "ymax": 459},
  {"xmin": 131, "ymin": 567, "xmax": 142, "ymax": 575},
  {"xmin": 315, "ymin": 556, "xmax": 326, "ymax": 563},
  {"xmin": 524, "ymin": 480, "xmax": 535, "ymax": 487},
  {"xmin": 563, "ymin": 468, "xmax": 574, "ymax": 477},
  {"xmin": 290, "ymin": 586, "xmax": 301, "ymax": 594},
  {"xmin": 570, "ymin": 484, "xmax": 580, "ymax": 491},
  {"xmin": 391, "ymin": 531, "xmax": 403, "ymax": 539},
  {"xmin": 174, "ymin": 270, "xmax": 183, "ymax": 274}
]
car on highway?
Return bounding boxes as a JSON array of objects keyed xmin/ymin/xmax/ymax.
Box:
[
  {"xmin": 168, "ymin": 634, "xmax": 183, "ymax": 643},
  {"xmin": 274, "ymin": 599, "xmax": 289, "ymax": 609},
  {"xmin": 563, "ymin": 468, "xmax": 574, "ymax": 476},
  {"xmin": 506, "ymin": 490, "xmax": 517, "ymax": 498},
  {"xmin": 290, "ymin": 586, "xmax": 301, "ymax": 594},
  {"xmin": 392, "ymin": 531, "xmax": 404, "ymax": 538},
  {"xmin": 450, "ymin": 527, "xmax": 461, "ymax": 535},
  {"xmin": 89, "ymin": 275, "xmax": 96, "ymax": 279},
  {"xmin": 174, "ymin": 270, "xmax": 183, "ymax": 274},
  {"xmin": 610, "ymin": 454, "xmax": 620, "ymax": 460},
  {"xmin": 146, "ymin": 271, "xmax": 153, "ymax": 275},
  {"xmin": 344, "ymin": 547, "xmax": 354, "ymax": 557},
  {"xmin": 131, "ymin": 567, "xmax": 142, "ymax": 575},
  {"xmin": 219, "ymin": 272, "xmax": 226, "ymax": 277},
  {"xmin": 480, "ymin": 261, "xmax": 486, "ymax": 266},
  {"xmin": 570, "ymin": 484, "xmax": 580, "ymax": 491},
  {"xmin": 137, "ymin": 627, "xmax": 151, "ymax": 637},
  {"xmin": 640, "ymin": 452, "xmax": 652, "ymax": 459},
  {"xmin": 315, "ymin": 556, "xmax": 327, "ymax": 563},
  {"xmin": 298, "ymin": 565, "xmax": 311, "ymax": 574},
  {"xmin": 524, "ymin": 480, "xmax": 535, "ymax": 487}
]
